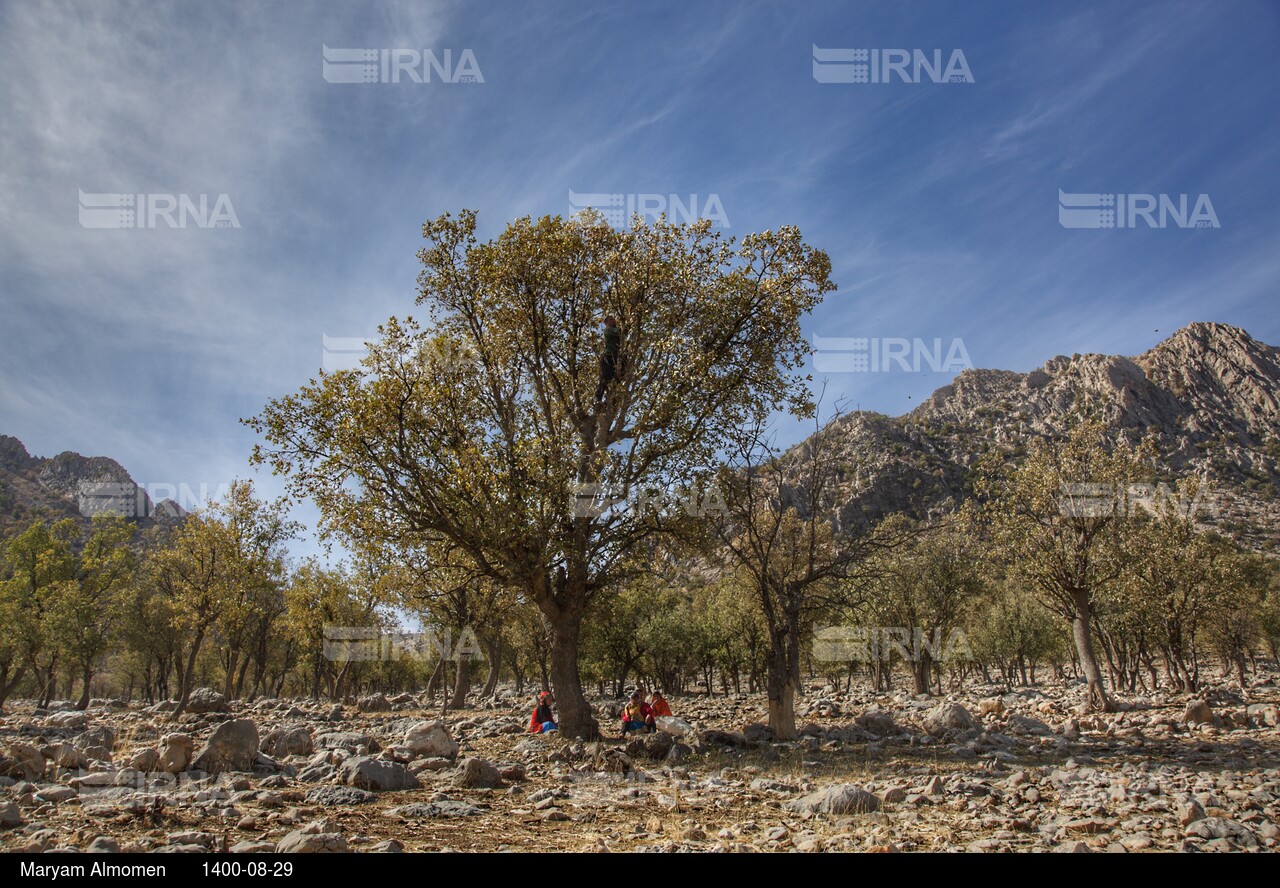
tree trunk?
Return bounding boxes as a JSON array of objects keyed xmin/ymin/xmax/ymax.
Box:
[
  {"xmin": 765, "ymin": 619, "xmax": 799, "ymax": 740},
  {"xmin": 1071, "ymin": 599, "xmax": 1112, "ymax": 712},
  {"xmin": 912, "ymin": 649, "xmax": 933, "ymax": 696},
  {"xmin": 0, "ymin": 664, "xmax": 28, "ymax": 711},
  {"xmin": 481, "ymin": 636, "xmax": 501, "ymax": 698},
  {"xmin": 425, "ymin": 656, "xmax": 445, "ymax": 701},
  {"xmin": 76, "ymin": 664, "xmax": 93, "ymax": 710},
  {"xmin": 545, "ymin": 607, "xmax": 597, "ymax": 739},
  {"xmin": 448, "ymin": 653, "xmax": 471, "ymax": 710},
  {"xmin": 765, "ymin": 644, "xmax": 797, "ymax": 740},
  {"xmin": 172, "ymin": 627, "xmax": 207, "ymax": 718}
]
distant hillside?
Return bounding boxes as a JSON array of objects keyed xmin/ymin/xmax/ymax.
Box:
[
  {"xmin": 801, "ymin": 322, "xmax": 1280, "ymax": 550},
  {"xmin": 0, "ymin": 435, "xmax": 185, "ymax": 537}
]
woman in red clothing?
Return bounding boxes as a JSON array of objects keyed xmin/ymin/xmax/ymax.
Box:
[
  {"xmin": 650, "ymin": 690, "xmax": 672, "ymax": 718},
  {"xmin": 528, "ymin": 691, "xmax": 557, "ymax": 733}
]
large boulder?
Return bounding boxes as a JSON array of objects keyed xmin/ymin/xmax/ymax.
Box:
[
  {"xmin": 306, "ymin": 786, "xmax": 377, "ymax": 806},
  {"xmin": 785, "ymin": 784, "xmax": 881, "ymax": 816},
  {"xmin": 77, "ymin": 725, "xmax": 117, "ymax": 751},
  {"xmin": 654, "ymin": 716, "xmax": 694, "ymax": 738},
  {"xmin": 45, "ymin": 711, "xmax": 88, "ymax": 729},
  {"xmin": 340, "ymin": 756, "xmax": 419, "ymax": 792},
  {"xmin": 276, "ymin": 822, "xmax": 348, "ymax": 853},
  {"xmin": 923, "ymin": 703, "xmax": 978, "ymax": 737},
  {"xmin": 404, "ymin": 721, "xmax": 458, "ymax": 760},
  {"xmin": 0, "ymin": 800, "xmax": 24, "ymax": 828},
  {"xmin": 1183, "ymin": 699, "xmax": 1223, "ymax": 728},
  {"xmin": 45, "ymin": 743, "xmax": 87, "ymax": 770},
  {"xmin": 185, "ymin": 687, "xmax": 230, "ymax": 714},
  {"xmin": 191, "ymin": 720, "xmax": 260, "ymax": 773},
  {"xmin": 855, "ymin": 710, "xmax": 897, "ymax": 736},
  {"xmin": 357, "ymin": 694, "xmax": 392, "ymax": 713},
  {"xmin": 261, "ymin": 726, "xmax": 313, "ymax": 757},
  {"xmin": 159, "ymin": 733, "xmax": 193, "ymax": 773},
  {"xmin": 128, "ymin": 748, "xmax": 161, "ymax": 772},
  {"xmin": 454, "ymin": 757, "xmax": 504, "ymax": 789},
  {"xmin": 627, "ymin": 731, "xmax": 674, "ymax": 761},
  {"xmin": 1246, "ymin": 703, "xmax": 1280, "ymax": 727},
  {"xmin": 3, "ymin": 743, "xmax": 45, "ymax": 780}
]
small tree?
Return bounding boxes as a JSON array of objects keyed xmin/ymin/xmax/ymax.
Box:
[
  {"xmin": 976, "ymin": 419, "xmax": 1148, "ymax": 712},
  {"xmin": 865, "ymin": 516, "xmax": 987, "ymax": 695},
  {"xmin": 714, "ymin": 413, "xmax": 913, "ymax": 738},
  {"xmin": 49, "ymin": 516, "xmax": 135, "ymax": 709},
  {"xmin": 0, "ymin": 518, "xmax": 78, "ymax": 706}
]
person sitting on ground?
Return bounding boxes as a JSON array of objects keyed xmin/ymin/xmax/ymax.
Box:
[
  {"xmin": 650, "ymin": 689, "xmax": 672, "ymax": 718},
  {"xmin": 620, "ymin": 691, "xmax": 653, "ymax": 736},
  {"xmin": 528, "ymin": 690, "xmax": 557, "ymax": 733}
]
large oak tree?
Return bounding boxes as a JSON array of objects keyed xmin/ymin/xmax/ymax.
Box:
[{"xmin": 250, "ymin": 211, "xmax": 832, "ymax": 736}]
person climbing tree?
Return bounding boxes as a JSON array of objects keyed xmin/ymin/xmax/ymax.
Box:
[{"xmin": 594, "ymin": 316, "xmax": 622, "ymax": 404}]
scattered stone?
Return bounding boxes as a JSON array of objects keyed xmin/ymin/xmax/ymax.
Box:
[
  {"xmin": 306, "ymin": 786, "xmax": 377, "ymax": 806},
  {"xmin": 404, "ymin": 721, "xmax": 458, "ymax": 759},
  {"xmin": 185, "ymin": 687, "xmax": 229, "ymax": 714},
  {"xmin": 159, "ymin": 733, "xmax": 194, "ymax": 774},
  {"xmin": 923, "ymin": 703, "xmax": 978, "ymax": 737},
  {"xmin": 191, "ymin": 720, "xmax": 260, "ymax": 773},
  {"xmin": 341, "ymin": 756, "xmax": 419, "ymax": 792},
  {"xmin": 261, "ymin": 726, "xmax": 313, "ymax": 757},
  {"xmin": 454, "ymin": 757, "xmax": 504, "ymax": 789},
  {"xmin": 785, "ymin": 784, "xmax": 880, "ymax": 816}
]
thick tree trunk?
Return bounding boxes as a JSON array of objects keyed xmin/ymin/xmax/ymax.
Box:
[
  {"xmin": 765, "ymin": 646, "xmax": 797, "ymax": 740},
  {"xmin": 448, "ymin": 654, "xmax": 471, "ymax": 710},
  {"xmin": 76, "ymin": 664, "xmax": 93, "ymax": 710},
  {"xmin": 765, "ymin": 620, "xmax": 799, "ymax": 740},
  {"xmin": 912, "ymin": 649, "xmax": 933, "ymax": 696},
  {"xmin": 544, "ymin": 605, "xmax": 597, "ymax": 739},
  {"xmin": 1071, "ymin": 598, "xmax": 1112, "ymax": 712}
]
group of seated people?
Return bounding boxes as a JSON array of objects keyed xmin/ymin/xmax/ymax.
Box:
[
  {"xmin": 619, "ymin": 687, "xmax": 671, "ymax": 736},
  {"xmin": 526, "ymin": 687, "xmax": 673, "ymax": 737}
]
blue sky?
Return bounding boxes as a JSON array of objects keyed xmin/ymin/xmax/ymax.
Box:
[{"xmin": 2, "ymin": 0, "xmax": 1277, "ymax": 557}]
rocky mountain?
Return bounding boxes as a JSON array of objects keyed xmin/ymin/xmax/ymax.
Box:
[
  {"xmin": 809, "ymin": 322, "xmax": 1280, "ymax": 550},
  {"xmin": 0, "ymin": 435, "xmax": 186, "ymax": 537}
]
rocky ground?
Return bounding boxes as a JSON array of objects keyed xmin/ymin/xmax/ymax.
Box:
[{"xmin": 2, "ymin": 676, "xmax": 1279, "ymax": 853}]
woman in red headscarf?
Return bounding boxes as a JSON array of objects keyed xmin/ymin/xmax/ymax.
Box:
[{"xmin": 529, "ymin": 691, "xmax": 557, "ymax": 733}]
